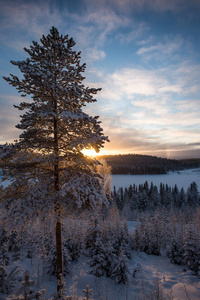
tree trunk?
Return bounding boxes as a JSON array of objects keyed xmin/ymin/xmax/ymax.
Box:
[
  {"xmin": 56, "ymin": 218, "xmax": 63, "ymax": 296},
  {"xmin": 53, "ymin": 97, "xmax": 63, "ymax": 296},
  {"xmin": 55, "ymin": 180, "xmax": 63, "ymax": 296}
]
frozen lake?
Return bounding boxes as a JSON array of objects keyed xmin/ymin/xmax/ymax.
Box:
[
  {"xmin": 1, "ymin": 168, "xmax": 200, "ymax": 192},
  {"xmin": 112, "ymin": 168, "xmax": 200, "ymax": 191}
]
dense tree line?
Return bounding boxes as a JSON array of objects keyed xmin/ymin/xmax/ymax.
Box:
[
  {"xmin": 99, "ymin": 154, "xmax": 200, "ymax": 175},
  {"xmin": 112, "ymin": 181, "xmax": 199, "ymax": 213}
]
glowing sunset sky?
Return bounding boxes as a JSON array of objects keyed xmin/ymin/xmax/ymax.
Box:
[{"xmin": 0, "ymin": 0, "xmax": 200, "ymax": 159}]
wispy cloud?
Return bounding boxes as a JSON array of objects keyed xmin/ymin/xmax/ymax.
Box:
[
  {"xmin": 136, "ymin": 37, "xmax": 189, "ymax": 66},
  {"xmin": 137, "ymin": 38, "xmax": 184, "ymax": 56},
  {"xmin": 86, "ymin": 48, "xmax": 106, "ymax": 62},
  {"xmin": 0, "ymin": 94, "xmax": 22, "ymax": 143},
  {"xmin": 0, "ymin": 0, "xmax": 63, "ymax": 51},
  {"xmin": 89, "ymin": 0, "xmax": 200, "ymax": 13},
  {"xmin": 69, "ymin": 7, "xmax": 140, "ymax": 60},
  {"xmin": 97, "ymin": 67, "xmax": 185, "ymax": 102},
  {"xmin": 88, "ymin": 61, "xmax": 200, "ymax": 156}
]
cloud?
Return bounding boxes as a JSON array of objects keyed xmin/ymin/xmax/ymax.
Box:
[
  {"xmin": 137, "ymin": 38, "xmax": 184, "ymax": 56},
  {"xmin": 117, "ymin": 23, "xmax": 148, "ymax": 44},
  {"xmin": 98, "ymin": 68, "xmax": 181, "ymax": 101},
  {"xmin": 0, "ymin": 0, "xmax": 146, "ymax": 64},
  {"xmin": 87, "ymin": 63, "xmax": 200, "ymax": 157},
  {"xmin": 88, "ymin": 63, "xmax": 200, "ymax": 128},
  {"xmin": 136, "ymin": 37, "xmax": 187, "ymax": 64},
  {"xmin": 83, "ymin": 48, "xmax": 106, "ymax": 62},
  {"xmin": 89, "ymin": 0, "xmax": 200, "ymax": 13},
  {"xmin": 100, "ymin": 119, "xmax": 200, "ymax": 156},
  {"xmin": 101, "ymin": 120, "xmax": 200, "ymax": 158},
  {"xmin": 0, "ymin": 94, "xmax": 22, "ymax": 143},
  {"xmin": 0, "ymin": 0, "xmax": 62, "ymax": 33},
  {"xmin": 100, "ymin": 63, "xmax": 200, "ymax": 102},
  {"xmin": 0, "ymin": 0, "xmax": 63, "ymax": 51},
  {"xmin": 69, "ymin": 7, "xmax": 138, "ymax": 55}
]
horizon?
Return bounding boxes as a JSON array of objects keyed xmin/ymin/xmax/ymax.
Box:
[
  {"xmin": 84, "ymin": 149, "xmax": 200, "ymax": 160},
  {"xmin": 0, "ymin": 0, "xmax": 200, "ymax": 159}
]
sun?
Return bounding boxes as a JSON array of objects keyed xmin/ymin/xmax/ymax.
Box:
[{"xmin": 82, "ymin": 148, "xmax": 97, "ymax": 157}]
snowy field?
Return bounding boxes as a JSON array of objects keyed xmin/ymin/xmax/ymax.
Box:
[{"xmin": 112, "ymin": 168, "xmax": 200, "ymax": 191}]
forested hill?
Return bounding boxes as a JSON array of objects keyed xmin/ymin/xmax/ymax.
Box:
[{"xmin": 99, "ymin": 154, "xmax": 200, "ymax": 175}]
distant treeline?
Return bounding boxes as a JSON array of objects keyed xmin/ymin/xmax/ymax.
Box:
[{"xmin": 99, "ymin": 154, "xmax": 200, "ymax": 175}]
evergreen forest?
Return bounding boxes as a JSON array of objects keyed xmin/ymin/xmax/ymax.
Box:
[{"xmin": 100, "ymin": 154, "xmax": 200, "ymax": 174}]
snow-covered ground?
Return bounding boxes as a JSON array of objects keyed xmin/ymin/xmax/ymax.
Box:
[
  {"xmin": 112, "ymin": 168, "xmax": 200, "ymax": 191},
  {"xmin": 3, "ymin": 251, "xmax": 200, "ymax": 300},
  {"xmin": 2, "ymin": 221, "xmax": 200, "ymax": 300},
  {"xmin": 61, "ymin": 252, "xmax": 200, "ymax": 300}
]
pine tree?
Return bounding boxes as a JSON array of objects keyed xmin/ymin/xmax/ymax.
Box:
[
  {"xmin": 167, "ymin": 239, "xmax": 185, "ymax": 265},
  {"xmin": 113, "ymin": 222, "xmax": 131, "ymax": 259},
  {"xmin": 62, "ymin": 219, "xmax": 83, "ymax": 262},
  {"xmin": 184, "ymin": 225, "xmax": 200, "ymax": 275},
  {"xmin": 89, "ymin": 232, "xmax": 107, "ymax": 277},
  {"xmin": 115, "ymin": 187, "xmax": 124, "ymax": 210},
  {"xmin": 111, "ymin": 246, "xmax": 129, "ymax": 284},
  {"xmin": 165, "ymin": 184, "xmax": 173, "ymax": 208},
  {"xmin": 85, "ymin": 216, "xmax": 102, "ymax": 255},
  {"xmin": 178, "ymin": 187, "xmax": 186, "ymax": 207},
  {"xmin": 186, "ymin": 182, "xmax": 199, "ymax": 207},
  {"xmin": 160, "ymin": 183, "xmax": 165, "ymax": 206},
  {"xmin": 103, "ymin": 241, "xmax": 116, "ymax": 277},
  {"xmin": 2, "ymin": 26, "xmax": 109, "ymax": 295},
  {"xmin": 172, "ymin": 184, "xmax": 179, "ymax": 207}
]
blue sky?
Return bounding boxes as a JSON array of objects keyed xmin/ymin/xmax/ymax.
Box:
[{"xmin": 1, "ymin": 0, "xmax": 200, "ymax": 159}]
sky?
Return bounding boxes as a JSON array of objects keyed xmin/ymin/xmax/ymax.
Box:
[{"xmin": 0, "ymin": 0, "xmax": 200, "ymax": 159}]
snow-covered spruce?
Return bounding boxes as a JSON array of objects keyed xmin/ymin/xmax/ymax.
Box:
[
  {"xmin": 167, "ymin": 239, "xmax": 185, "ymax": 265},
  {"xmin": 184, "ymin": 225, "xmax": 200, "ymax": 275},
  {"xmin": 111, "ymin": 245, "xmax": 129, "ymax": 284}
]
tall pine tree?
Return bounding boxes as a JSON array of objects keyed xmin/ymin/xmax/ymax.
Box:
[{"xmin": 2, "ymin": 26, "xmax": 109, "ymax": 296}]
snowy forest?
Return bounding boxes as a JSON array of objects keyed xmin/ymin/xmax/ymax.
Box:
[
  {"xmin": 0, "ymin": 27, "xmax": 200, "ymax": 300},
  {"xmin": 1, "ymin": 176, "xmax": 200, "ymax": 299}
]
